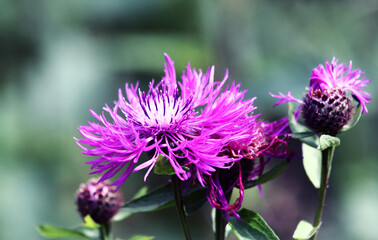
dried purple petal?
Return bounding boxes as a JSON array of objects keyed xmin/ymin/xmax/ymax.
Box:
[{"xmin": 207, "ymin": 117, "xmax": 293, "ymax": 217}]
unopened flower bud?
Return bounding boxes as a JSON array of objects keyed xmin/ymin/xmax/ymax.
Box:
[{"xmin": 76, "ymin": 178, "xmax": 123, "ymax": 224}]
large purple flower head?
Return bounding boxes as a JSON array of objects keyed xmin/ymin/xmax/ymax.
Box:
[
  {"xmin": 76, "ymin": 54, "xmax": 254, "ymax": 188},
  {"xmin": 271, "ymin": 58, "xmax": 371, "ymax": 135}
]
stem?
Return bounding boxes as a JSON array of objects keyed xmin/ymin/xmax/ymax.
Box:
[
  {"xmin": 215, "ymin": 209, "xmax": 226, "ymax": 240},
  {"xmin": 215, "ymin": 192, "xmax": 232, "ymax": 240},
  {"xmin": 99, "ymin": 223, "xmax": 111, "ymax": 240},
  {"xmin": 171, "ymin": 175, "xmax": 192, "ymax": 240},
  {"xmin": 310, "ymin": 146, "xmax": 335, "ymax": 240}
]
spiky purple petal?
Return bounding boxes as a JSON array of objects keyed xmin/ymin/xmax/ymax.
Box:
[{"xmin": 310, "ymin": 57, "xmax": 371, "ymax": 113}]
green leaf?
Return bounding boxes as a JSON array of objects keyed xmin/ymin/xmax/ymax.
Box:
[
  {"xmin": 83, "ymin": 215, "xmax": 100, "ymax": 229},
  {"xmin": 229, "ymin": 209, "xmax": 279, "ymax": 240},
  {"xmin": 76, "ymin": 227, "xmax": 99, "ymax": 239},
  {"xmin": 133, "ymin": 186, "xmax": 149, "ymax": 199},
  {"xmin": 153, "ymin": 155, "xmax": 190, "ymax": 176},
  {"xmin": 121, "ymin": 184, "xmax": 175, "ymax": 213},
  {"xmin": 112, "ymin": 210, "xmax": 132, "ymax": 222},
  {"xmin": 293, "ymin": 220, "xmax": 320, "ymax": 240},
  {"xmin": 113, "ymin": 186, "xmax": 149, "ymax": 222},
  {"xmin": 126, "ymin": 235, "xmax": 155, "ymax": 240},
  {"xmin": 120, "ymin": 183, "xmax": 205, "ymax": 214},
  {"xmin": 288, "ymin": 103, "xmax": 319, "ymax": 148},
  {"xmin": 154, "ymin": 155, "xmax": 176, "ymax": 175},
  {"xmin": 290, "ymin": 132, "xmax": 316, "ymax": 139},
  {"xmin": 302, "ymin": 143, "xmax": 322, "ymax": 189},
  {"xmin": 183, "ymin": 188, "xmax": 207, "ymax": 215},
  {"xmin": 318, "ymin": 135, "xmax": 340, "ymax": 151},
  {"xmin": 300, "ymin": 137, "xmax": 319, "ymax": 149},
  {"xmin": 36, "ymin": 224, "xmax": 93, "ymax": 239},
  {"xmin": 341, "ymin": 104, "xmax": 363, "ymax": 132},
  {"xmin": 244, "ymin": 160, "xmax": 289, "ymax": 189}
]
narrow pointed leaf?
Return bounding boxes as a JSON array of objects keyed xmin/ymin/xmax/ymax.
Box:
[
  {"xmin": 113, "ymin": 186, "xmax": 149, "ymax": 221},
  {"xmin": 36, "ymin": 224, "xmax": 95, "ymax": 239},
  {"xmin": 302, "ymin": 143, "xmax": 322, "ymax": 188},
  {"xmin": 318, "ymin": 135, "xmax": 340, "ymax": 151},
  {"xmin": 119, "ymin": 183, "xmax": 205, "ymax": 215},
  {"xmin": 229, "ymin": 209, "xmax": 279, "ymax": 240},
  {"xmin": 244, "ymin": 160, "xmax": 289, "ymax": 189},
  {"xmin": 293, "ymin": 220, "xmax": 320, "ymax": 240},
  {"xmin": 121, "ymin": 184, "xmax": 174, "ymax": 213}
]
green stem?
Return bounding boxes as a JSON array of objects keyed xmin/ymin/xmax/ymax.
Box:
[
  {"xmin": 99, "ymin": 223, "xmax": 111, "ymax": 240},
  {"xmin": 215, "ymin": 192, "xmax": 232, "ymax": 240},
  {"xmin": 171, "ymin": 175, "xmax": 192, "ymax": 240},
  {"xmin": 311, "ymin": 146, "xmax": 335, "ymax": 240}
]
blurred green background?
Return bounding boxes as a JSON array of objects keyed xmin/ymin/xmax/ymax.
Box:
[{"xmin": 0, "ymin": 0, "xmax": 377, "ymax": 239}]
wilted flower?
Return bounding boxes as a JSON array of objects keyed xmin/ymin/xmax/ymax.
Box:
[
  {"xmin": 75, "ymin": 54, "xmax": 255, "ymax": 188},
  {"xmin": 76, "ymin": 178, "xmax": 123, "ymax": 224},
  {"xmin": 204, "ymin": 87, "xmax": 292, "ymax": 217},
  {"xmin": 271, "ymin": 57, "xmax": 371, "ymax": 135}
]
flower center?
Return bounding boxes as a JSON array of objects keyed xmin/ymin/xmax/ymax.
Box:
[{"xmin": 128, "ymin": 88, "xmax": 195, "ymax": 133}]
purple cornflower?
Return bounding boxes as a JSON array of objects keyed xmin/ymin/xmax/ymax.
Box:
[
  {"xmin": 271, "ymin": 58, "xmax": 371, "ymax": 135},
  {"xmin": 75, "ymin": 54, "xmax": 254, "ymax": 188}
]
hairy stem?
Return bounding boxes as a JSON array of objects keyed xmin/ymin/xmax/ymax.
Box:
[
  {"xmin": 172, "ymin": 175, "xmax": 192, "ymax": 240},
  {"xmin": 311, "ymin": 146, "xmax": 335, "ymax": 240}
]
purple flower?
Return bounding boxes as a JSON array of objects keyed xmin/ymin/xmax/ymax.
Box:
[
  {"xmin": 75, "ymin": 54, "xmax": 254, "ymax": 188},
  {"xmin": 271, "ymin": 58, "xmax": 371, "ymax": 135},
  {"xmin": 310, "ymin": 58, "xmax": 371, "ymax": 113}
]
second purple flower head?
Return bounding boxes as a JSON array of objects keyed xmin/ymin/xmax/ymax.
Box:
[{"xmin": 271, "ymin": 57, "xmax": 371, "ymax": 135}]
